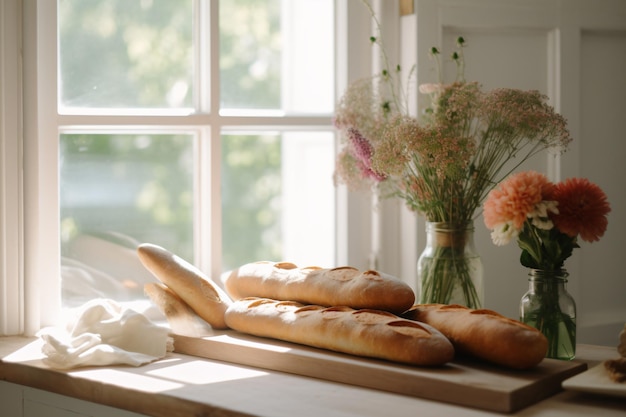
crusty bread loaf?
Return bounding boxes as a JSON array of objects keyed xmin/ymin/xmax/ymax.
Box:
[
  {"xmin": 224, "ymin": 261, "xmax": 415, "ymax": 314},
  {"xmin": 137, "ymin": 243, "xmax": 232, "ymax": 329},
  {"xmin": 403, "ymin": 304, "xmax": 548, "ymax": 369},
  {"xmin": 144, "ymin": 282, "xmax": 212, "ymax": 337},
  {"xmin": 602, "ymin": 323, "xmax": 626, "ymax": 382},
  {"xmin": 604, "ymin": 357, "xmax": 626, "ymax": 382},
  {"xmin": 224, "ymin": 297, "xmax": 454, "ymax": 366}
]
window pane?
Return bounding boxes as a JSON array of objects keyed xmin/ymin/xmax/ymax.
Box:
[
  {"xmin": 221, "ymin": 131, "xmax": 335, "ymax": 271},
  {"xmin": 60, "ymin": 133, "xmax": 194, "ymax": 307},
  {"xmin": 219, "ymin": 0, "xmax": 334, "ymax": 114},
  {"xmin": 58, "ymin": 0, "xmax": 194, "ymax": 111}
]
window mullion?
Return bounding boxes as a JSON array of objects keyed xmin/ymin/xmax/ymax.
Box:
[
  {"xmin": 334, "ymin": 0, "xmax": 376, "ymax": 270},
  {"xmin": 56, "ymin": 114, "xmax": 332, "ymax": 128},
  {"xmin": 196, "ymin": 0, "xmax": 222, "ymax": 279}
]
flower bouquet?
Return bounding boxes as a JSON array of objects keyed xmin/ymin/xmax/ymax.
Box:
[
  {"xmin": 483, "ymin": 171, "xmax": 611, "ymax": 358},
  {"xmin": 334, "ymin": 33, "xmax": 573, "ymax": 308}
]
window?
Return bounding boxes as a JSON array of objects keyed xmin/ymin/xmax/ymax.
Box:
[
  {"xmin": 56, "ymin": 0, "xmax": 337, "ymax": 310},
  {"xmin": 5, "ymin": 0, "xmax": 392, "ymax": 334},
  {"xmin": 18, "ymin": 0, "xmax": 337, "ymax": 322}
]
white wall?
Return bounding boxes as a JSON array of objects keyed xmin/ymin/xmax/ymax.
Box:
[{"xmin": 378, "ymin": 0, "xmax": 626, "ymax": 346}]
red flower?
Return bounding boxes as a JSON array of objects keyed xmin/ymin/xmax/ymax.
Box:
[{"xmin": 551, "ymin": 178, "xmax": 611, "ymax": 242}]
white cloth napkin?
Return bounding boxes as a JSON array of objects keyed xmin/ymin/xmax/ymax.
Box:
[{"xmin": 37, "ymin": 298, "xmax": 173, "ymax": 369}]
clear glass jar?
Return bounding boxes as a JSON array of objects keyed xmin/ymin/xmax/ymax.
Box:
[
  {"xmin": 417, "ymin": 222, "xmax": 484, "ymax": 308},
  {"xmin": 520, "ymin": 269, "xmax": 576, "ymax": 360}
]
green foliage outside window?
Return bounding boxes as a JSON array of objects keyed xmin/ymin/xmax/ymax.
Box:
[
  {"xmin": 59, "ymin": 0, "xmax": 285, "ymax": 275},
  {"xmin": 58, "ymin": 0, "xmax": 194, "ymax": 108},
  {"xmin": 221, "ymin": 134, "xmax": 282, "ymax": 271}
]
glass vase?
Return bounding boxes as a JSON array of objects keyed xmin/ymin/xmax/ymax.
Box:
[
  {"xmin": 417, "ymin": 222, "xmax": 484, "ymax": 308},
  {"xmin": 520, "ymin": 269, "xmax": 576, "ymax": 360}
]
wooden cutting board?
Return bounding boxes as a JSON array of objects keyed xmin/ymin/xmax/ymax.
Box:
[{"xmin": 173, "ymin": 331, "xmax": 587, "ymax": 413}]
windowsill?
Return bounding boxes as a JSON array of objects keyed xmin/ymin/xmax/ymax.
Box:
[{"xmin": 0, "ymin": 336, "xmax": 623, "ymax": 417}]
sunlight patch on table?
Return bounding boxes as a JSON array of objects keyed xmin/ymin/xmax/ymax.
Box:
[
  {"xmin": 147, "ymin": 360, "xmax": 269, "ymax": 384},
  {"xmin": 71, "ymin": 369, "xmax": 184, "ymax": 392}
]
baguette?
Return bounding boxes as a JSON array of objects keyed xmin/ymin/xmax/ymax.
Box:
[
  {"xmin": 224, "ymin": 297, "xmax": 454, "ymax": 366},
  {"xmin": 137, "ymin": 243, "xmax": 232, "ymax": 329},
  {"xmin": 403, "ymin": 304, "xmax": 548, "ymax": 369},
  {"xmin": 224, "ymin": 261, "xmax": 415, "ymax": 314},
  {"xmin": 144, "ymin": 282, "xmax": 212, "ymax": 337}
]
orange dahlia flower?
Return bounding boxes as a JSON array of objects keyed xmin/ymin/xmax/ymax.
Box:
[{"xmin": 483, "ymin": 171, "xmax": 555, "ymax": 231}]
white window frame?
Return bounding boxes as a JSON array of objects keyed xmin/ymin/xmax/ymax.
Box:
[
  {"xmin": 0, "ymin": 0, "xmax": 25, "ymax": 336},
  {"xmin": 0, "ymin": 0, "xmax": 402, "ymax": 335}
]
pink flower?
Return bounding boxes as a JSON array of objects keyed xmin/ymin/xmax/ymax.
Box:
[
  {"xmin": 348, "ymin": 128, "xmax": 373, "ymax": 164},
  {"xmin": 550, "ymin": 177, "xmax": 611, "ymax": 242},
  {"xmin": 483, "ymin": 171, "xmax": 555, "ymax": 231},
  {"xmin": 347, "ymin": 128, "xmax": 386, "ymax": 182}
]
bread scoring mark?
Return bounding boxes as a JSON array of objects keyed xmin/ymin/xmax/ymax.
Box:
[
  {"xmin": 465, "ymin": 307, "xmax": 542, "ymax": 332},
  {"xmin": 246, "ymin": 298, "xmax": 276, "ymax": 308},
  {"xmin": 351, "ymin": 309, "xmax": 397, "ymax": 324},
  {"xmin": 330, "ymin": 266, "xmax": 357, "ymax": 272},
  {"xmin": 387, "ymin": 320, "xmax": 432, "ymax": 337},
  {"xmin": 274, "ymin": 301, "xmax": 304, "ymax": 312},
  {"xmin": 475, "ymin": 312, "xmax": 544, "ymax": 334},
  {"xmin": 362, "ymin": 270, "xmax": 383, "ymax": 281},
  {"xmin": 322, "ymin": 266, "xmax": 358, "ymax": 282},
  {"xmin": 274, "ymin": 262, "xmax": 298, "ymax": 270},
  {"xmin": 294, "ymin": 305, "xmax": 325, "ymax": 316},
  {"xmin": 469, "ymin": 309, "xmax": 504, "ymax": 318},
  {"xmin": 321, "ymin": 306, "xmax": 353, "ymax": 319},
  {"xmin": 301, "ymin": 266, "xmax": 323, "ymax": 273}
]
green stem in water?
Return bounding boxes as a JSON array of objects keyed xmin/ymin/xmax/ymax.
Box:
[{"xmin": 419, "ymin": 224, "xmax": 482, "ymax": 308}]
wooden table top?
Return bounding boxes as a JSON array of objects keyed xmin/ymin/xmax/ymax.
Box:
[{"xmin": 1, "ymin": 336, "xmax": 624, "ymax": 417}]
